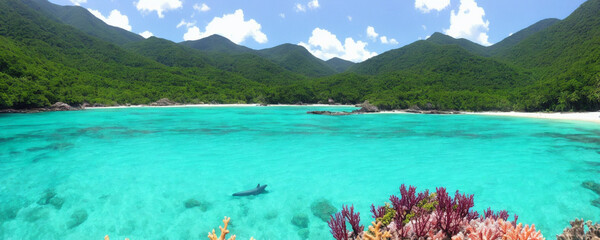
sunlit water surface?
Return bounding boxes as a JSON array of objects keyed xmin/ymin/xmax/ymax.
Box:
[{"xmin": 1, "ymin": 106, "xmax": 599, "ymax": 239}]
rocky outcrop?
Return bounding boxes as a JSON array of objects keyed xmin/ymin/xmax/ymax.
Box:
[
  {"xmin": 150, "ymin": 98, "xmax": 177, "ymax": 106},
  {"xmin": 308, "ymin": 101, "xmax": 380, "ymax": 115},
  {"xmin": 0, "ymin": 102, "xmax": 81, "ymax": 113}
]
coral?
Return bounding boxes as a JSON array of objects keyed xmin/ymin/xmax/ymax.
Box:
[
  {"xmin": 390, "ymin": 184, "xmax": 427, "ymax": 238},
  {"xmin": 207, "ymin": 216, "xmax": 255, "ymax": 240},
  {"xmin": 499, "ymin": 220, "xmax": 544, "ymax": 240},
  {"xmin": 412, "ymin": 206, "xmax": 433, "ymax": 238},
  {"xmin": 370, "ymin": 204, "xmax": 386, "ymax": 219},
  {"xmin": 374, "ymin": 204, "xmax": 395, "ymax": 227},
  {"xmin": 556, "ymin": 219, "xmax": 600, "ymax": 240},
  {"xmin": 363, "ymin": 221, "xmax": 392, "ymax": 240},
  {"xmin": 434, "ymin": 187, "xmax": 476, "ymax": 237},
  {"xmin": 484, "ymin": 208, "xmax": 509, "ymax": 221},
  {"xmin": 343, "ymin": 205, "xmax": 364, "ymax": 237},
  {"xmin": 328, "ymin": 212, "xmax": 348, "ymax": 240}
]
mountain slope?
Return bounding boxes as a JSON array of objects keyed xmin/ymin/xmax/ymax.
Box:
[
  {"xmin": 256, "ymin": 44, "xmax": 336, "ymax": 77},
  {"xmin": 325, "ymin": 57, "xmax": 355, "ymax": 73},
  {"xmin": 22, "ymin": 0, "xmax": 143, "ymax": 45},
  {"xmin": 488, "ymin": 18, "xmax": 560, "ymax": 56},
  {"xmin": 496, "ymin": 0, "xmax": 600, "ymax": 110}
]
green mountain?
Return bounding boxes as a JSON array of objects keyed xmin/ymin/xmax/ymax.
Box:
[
  {"xmin": 183, "ymin": 36, "xmax": 337, "ymax": 77},
  {"xmin": 256, "ymin": 44, "xmax": 336, "ymax": 77},
  {"xmin": 496, "ymin": 0, "xmax": 600, "ymax": 110},
  {"xmin": 22, "ymin": 0, "xmax": 143, "ymax": 45},
  {"xmin": 426, "ymin": 32, "xmax": 489, "ymax": 56},
  {"xmin": 180, "ymin": 35, "xmax": 254, "ymax": 54},
  {"xmin": 0, "ymin": 0, "xmax": 266, "ymax": 108},
  {"xmin": 325, "ymin": 57, "xmax": 355, "ymax": 73},
  {"xmin": 488, "ymin": 18, "xmax": 560, "ymax": 56}
]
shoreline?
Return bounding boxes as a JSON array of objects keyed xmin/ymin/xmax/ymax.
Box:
[
  {"xmin": 377, "ymin": 110, "xmax": 600, "ymax": 123},
  {"xmin": 83, "ymin": 103, "xmax": 356, "ymax": 109}
]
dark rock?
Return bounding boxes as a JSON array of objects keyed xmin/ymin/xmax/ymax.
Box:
[
  {"xmin": 184, "ymin": 198, "xmax": 209, "ymax": 211},
  {"xmin": 353, "ymin": 101, "xmax": 379, "ymax": 113},
  {"xmin": 67, "ymin": 209, "xmax": 88, "ymax": 229},
  {"xmin": 582, "ymin": 181, "xmax": 600, "ymax": 195},
  {"xmin": 92, "ymin": 103, "xmax": 105, "ymax": 107},
  {"xmin": 592, "ymin": 198, "xmax": 600, "ymax": 209},
  {"xmin": 405, "ymin": 109, "xmax": 422, "ymax": 113},
  {"xmin": 297, "ymin": 228, "xmax": 310, "ymax": 239},
  {"xmin": 0, "ymin": 196, "xmax": 28, "ymax": 223},
  {"xmin": 310, "ymin": 199, "xmax": 337, "ymax": 222},
  {"xmin": 37, "ymin": 190, "xmax": 57, "ymax": 205},
  {"xmin": 50, "ymin": 197, "xmax": 65, "ymax": 210},
  {"xmin": 307, "ymin": 111, "xmax": 352, "ymax": 116},
  {"xmin": 23, "ymin": 206, "xmax": 47, "ymax": 222},
  {"xmin": 50, "ymin": 102, "xmax": 72, "ymax": 111},
  {"xmin": 291, "ymin": 213, "xmax": 309, "ymax": 228},
  {"xmin": 151, "ymin": 98, "xmax": 177, "ymax": 106}
]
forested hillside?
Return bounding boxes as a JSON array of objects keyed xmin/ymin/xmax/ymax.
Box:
[{"xmin": 0, "ymin": 0, "xmax": 599, "ymax": 112}]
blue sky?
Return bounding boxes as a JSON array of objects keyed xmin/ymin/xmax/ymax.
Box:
[{"xmin": 50, "ymin": 0, "xmax": 586, "ymax": 62}]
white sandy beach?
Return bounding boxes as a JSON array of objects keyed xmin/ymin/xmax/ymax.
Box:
[{"xmin": 463, "ymin": 111, "xmax": 600, "ymax": 123}]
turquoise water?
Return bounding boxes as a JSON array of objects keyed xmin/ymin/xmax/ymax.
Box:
[{"xmin": 1, "ymin": 106, "xmax": 599, "ymax": 240}]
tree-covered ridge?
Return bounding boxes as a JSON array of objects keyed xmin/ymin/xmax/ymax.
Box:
[
  {"xmin": 325, "ymin": 57, "xmax": 355, "ymax": 73},
  {"xmin": 1, "ymin": 0, "xmax": 599, "ymax": 112},
  {"xmin": 21, "ymin": 0, "xmax": 144, "ymax": 45}
]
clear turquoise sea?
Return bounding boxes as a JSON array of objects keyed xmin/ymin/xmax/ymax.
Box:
[{"xmin": 1, "ymin": 106, "xmax": 599, "ymax": 240}]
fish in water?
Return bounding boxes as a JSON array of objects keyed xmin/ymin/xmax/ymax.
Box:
[{"xmin": 232, "ymin": 184, "xmax": 268, "ymax": 196}]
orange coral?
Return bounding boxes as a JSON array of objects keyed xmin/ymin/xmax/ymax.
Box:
[
  {"xmin": 363, "ymin": 221, "xmax": 392, "ymax": 240},
  {"xmin": 499, "ymin": 220, "xmax": 544, "ymax": 240},
  {"xmin": 208, "ymin": 216, "xmax": 255, "ymax": 240}
]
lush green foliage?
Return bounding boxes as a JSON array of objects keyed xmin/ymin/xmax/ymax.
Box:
[{"xmin": 1, "ymin": 0, "xmax": 599, "ymax": 112}]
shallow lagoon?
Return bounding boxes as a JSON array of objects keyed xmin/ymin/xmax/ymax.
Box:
[{"xmin": 1, "ymin": 106, "xmax": 599, "ymax": 239}]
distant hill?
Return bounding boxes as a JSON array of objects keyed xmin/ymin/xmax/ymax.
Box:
[
  {"xmin": 22, "ymin": 0, "xmax": 143, "ymax": 45},
  {"xmin": 426, "ymin": 32, "xmax": 489, "ymax": 56},
  {"xmin": 325, "ymin": 57, "xmax": 355, "ymax": 72},
  {"xmin": 256, "ymin": 44, "xmax": 336, "ymax": 77},
  {"xmin": 183, "ymin": 36, "xmax": 337, "ymax": 77},
  {"xmin": 180, "ymin": 35, "xmax": 254, "ymax": 54}
]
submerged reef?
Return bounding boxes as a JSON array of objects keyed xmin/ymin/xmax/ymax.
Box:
[
  {"xmin": 311, "ymin": 198, "xmax": 338, "ymax": 222},
  {"xmin": 556, "ymin": 219, "xmax": 600, "ymax": 240},
  {"xmin": 582, "ymin": 181, "xmax": 600, "ymax": 209}
]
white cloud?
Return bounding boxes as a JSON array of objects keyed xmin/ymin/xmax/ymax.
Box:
[
  {"xmin": 70, "ymin": 0, "xmax": 86, "ymax": 6},
  {"xmin": 298, "ymin": 28, "xmax": 377, "ymax": 62},
  {"xmin": 366, "ymin": 26, "xmax": 379, "ymax": 41},
  {"xmin": 279, "ymin": 13, "xmax": 286, "ymax": 18},
  {"xmin": 135, "ymin": 0, "xmax": 182, "ymax": 18},
  {"xmin": 380, "ymin": 36, "xmax": 399, "ymax": 45},
  {"xmin": 444, "ymin": 0, "xmax": 491, "ymax": 46},
  {"xmin": 422, "ymin": 25, "xmax": 427, "ymax": 30},
  {"xmin": 194, "ymin": 3, "xmax": 210, "ymax": 12},
  {"xmin": 415, "ymin": 0, "xmax": 451, "ymax": 13},
  {"xmin": 509, "ymin": 32, "xmax": 513, "ymax": 36},
  {"xmin": 140, "ymin": 31, "xmax": 154, "ymax": 38},
  {"xmin": 348, "ymin": 16, "xmax": 352, "ymax": 21},
  {"xmin": 295, "ymin": 0, "xmax": 319, "ymax": 12},
  {"xmin": 181, "ymin": 9, "xmax": 267, "ymax": 44},
  {"xmin": 183, "ymin": 26, "xmax": 203, "ymax": 41},
  {"xmin": 177, "ymin": 19, "xmax": 196, "ymax": 28},
  {"xmin": 295, "ymin": 3, "xmax": 306, "ymax": 12},
  {"xmin": 307, "ymin": 0, "xmax": 320, "ymax": 9},
  {"xmin": 88, "ymin": 9, "xmax": 132, "ymax": 31}
]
